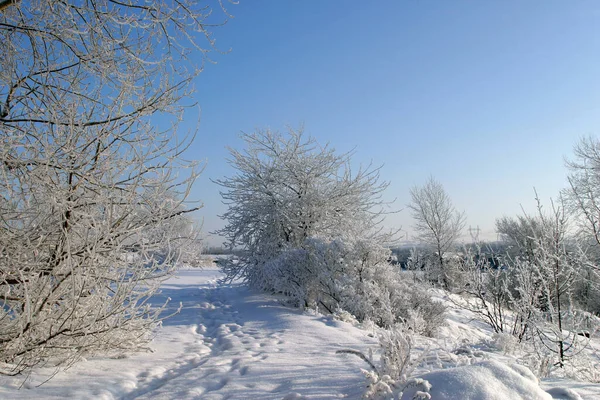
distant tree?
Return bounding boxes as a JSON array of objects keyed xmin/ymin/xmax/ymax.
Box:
[
  {"xmin": 408, "ymin": 177, "xmax": 466, "ymax": 289},
  {"xmin": 496, "ymin": 215, "xmax": 545, "ymax": 261},
  {"xmin": 0, "ymin": 0, "xmax": 226, "ymax": 374}
]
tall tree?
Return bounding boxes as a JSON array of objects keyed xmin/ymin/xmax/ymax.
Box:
[{"xmin": 0, "ymin": 0, "xmax": 227, "ymax": 374}]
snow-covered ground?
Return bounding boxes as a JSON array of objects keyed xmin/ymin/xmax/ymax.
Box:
[{"xmin": 0, "ymin": 266, "xmax": 598, "ymax": 399}]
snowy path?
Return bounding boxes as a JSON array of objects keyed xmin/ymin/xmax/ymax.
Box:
[
  {"xmin": 0, "ymin": 268, "xmax": 376, "ymax": 399},
  {"xmin": 122, "ymin": 269, "xmax": 376, "ymax": 399}
]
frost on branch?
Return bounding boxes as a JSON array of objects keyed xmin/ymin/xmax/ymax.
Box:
[
  {"xmin": 215, "ymin": 128, "xmax": 392, "ymax": 282},
  {"xmin": 0, "ymin": 0, "xmax": 225, "ymax": 375},
  {"xmin": 215, "ymin": 127, "xmax": 392, "ymax": 281},
  {"xmin": 215, "ymin": 128, "xmax": 444, "ymax": 332},
  {"xmin": 408, "ymin": 177, "xmax": 466, "ymax": 290},
  {"xmin": 338, "ymin": 324, "xmax": 430, "ymax": 400}
]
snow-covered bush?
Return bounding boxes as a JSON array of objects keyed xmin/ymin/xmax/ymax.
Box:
[
  {"xmin": 378, "ymin": 325, "xmax": 425, "ymax": 382},
  {"xmin": 490, "ymin": 333, "xmax": 519, "ymax": 355},
  {"xmin": 214, "ymin": 129, "xmax": 447, "ymax": 331},
  {"xmin": 522, "ymin": 349, "xmax": 553, "ymax": 379},
  {"xmin": 254, "ymin": 236, "xmax": 446, "ymax": 334},
  {"xmin": 333, "ymin": 309, "xmax": 359, "ymax": 324},
  {"xmin": 331, "ymin": 239, "xmax": 445, "ymax": 335},
  {"xmin": 361, "ymin": 369, "xmax": 401, "ymax": 400},
  {"xmin": 564, "ymin": 355, "xmax": 600, "ymax": 383},
  {"xmin": 339, "ymin": 324, "xmax": 428, "ymax": 400},
  {"xmin": 456, "ymin": 246, "xmax": 519, "ymax": 338},
  {"xmin": 390, "ymin": 284, "xmax": 447, "ymax": 336}
]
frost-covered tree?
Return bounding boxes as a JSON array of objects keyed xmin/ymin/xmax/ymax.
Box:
[
  {"xmin": 509, "ymin": 197, "xmax": 590, "ymax": 367},
  {"xmin": 496, "ymin": 215, "xmax": 545, "ymax": 261},
  {"xmin": 494, "ymin": 212, "xmax": 549, "ymax": 336},
  {"xmin": 408, "ymin": 177, "xmax": 466, "ymax": 289},
  {"xmin": 490, "ymin": 196, "xmax": 592, "ymax": 367},
  {"xmin": 565, "ymin": 136, "xmax": 600, "ymax": 250},
  {"xmin": 215, "ymin": 127, "xmax": 393, "ymax": 286},
  {"xmin": 564, "ymin": 136, "xmax": 600, "ymax": 314},
  {"xmin": 462, "ymin": 196, "xmax": 594, "ymax": 368},
  {"xmin": 0, "ymin": 0, "xmax": 226, "ymax": 374},
  {"xmin": 214, "ymin": 128, "xmax": 443, "ymax": 330}
]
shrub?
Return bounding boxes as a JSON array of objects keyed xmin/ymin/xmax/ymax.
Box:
[
  {"xmin": 338, "ymin": 324, "xmax": 429, "ymax": 400},
  {"xmin": 255, "ymin": 237, "xmax": 446, "ymax": 336}
]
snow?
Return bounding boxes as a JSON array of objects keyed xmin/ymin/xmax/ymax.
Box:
[
  {"xmin": 0, "ymin": 266, "xmax": 598, "ymax": 399},
  {"xmin": 400, "ymin": 361, "xmax": 552, "ymax": 400},
  {"xmin": 0, "ymin": 267, "xmax": 376, "ymax": 399}
]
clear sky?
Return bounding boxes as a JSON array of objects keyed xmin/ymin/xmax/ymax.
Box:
[{"xmin": 181, "ymin": 1, "xmax": 600, "ymax": 246}]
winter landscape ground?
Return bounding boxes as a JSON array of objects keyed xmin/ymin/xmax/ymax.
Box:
[{"xmin": 0, "ymin": 264, "xmax": 597, "ymax": 400}]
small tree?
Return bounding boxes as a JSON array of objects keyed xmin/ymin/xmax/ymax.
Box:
[
  {"xmin": 495, "ymin": 212, "xmax": 550, "ymax": 337},
  {"xmin": 460, "ymin": 195, "xmax": 594, "ymax": 369},
  {"xmin": 408, "ymin": 177, "xmax": 466, "ymax": 289},
  {"xmin": 499, "ymin": 196, "xmax": 590, "ymax": 368},
  {"xmin": 522, "ymin": 197, "xmax": 588, "ymax": 367}
]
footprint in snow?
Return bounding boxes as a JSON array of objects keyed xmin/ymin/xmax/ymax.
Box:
[{"xmin": 239, "ymin": 366, "xmax": 250, "ymax": 376}]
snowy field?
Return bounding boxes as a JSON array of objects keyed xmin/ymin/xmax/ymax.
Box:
[{"xmin": 0, "ymin": 266, "xmax": 599, "ymax": 399}]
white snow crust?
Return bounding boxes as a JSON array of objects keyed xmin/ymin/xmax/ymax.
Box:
[{"xmin": 0, "ymin": 266, "xmax": 597, "ymax": 399}]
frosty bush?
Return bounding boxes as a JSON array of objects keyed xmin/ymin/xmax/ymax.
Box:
[
  {"xmin": 350, "ymin": 264, "xmax": 446, "ymax": 335},
  {"xmin": 378, "ymin": 325, "xmax": 423, "ymax": 382},
  {"xmin": 456, "ymin": 245, "xmax": 519, "ymax": 338},
  {"xmin": 393, "ymin": 287, "xmax": 447, "ymax": 337},
  {"xmin": 490, "ymin": 333, "xmax": 519, "ymax": 355},
  {"xmin": 259, "ymin": 236, "xmax": 445, "ymax": 334},
  {"xmin": 339, "ymin": 324, "xmax": 429, "ymax": 400}
]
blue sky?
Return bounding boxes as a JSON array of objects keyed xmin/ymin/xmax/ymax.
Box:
[{"xmin": 182, "ymin": 1, "xmax": 600, "ymax": 245}]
